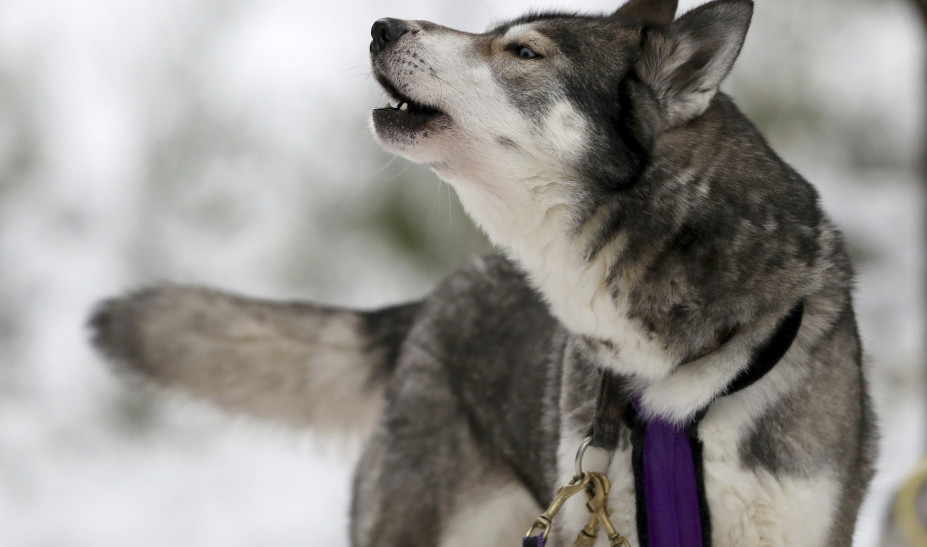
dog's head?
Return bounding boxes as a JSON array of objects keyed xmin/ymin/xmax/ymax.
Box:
[{"xmin": 369, "ymin": 0, "xmax": 753, "ymax": 245}]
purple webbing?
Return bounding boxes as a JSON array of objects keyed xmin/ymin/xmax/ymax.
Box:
[
  {"xmin": 634, "ymin": 400, "xmax": 703, "ymax": 547},
  {"xmin": 522, "ymin": 535, "xmax": 545, "ymax": 547}
]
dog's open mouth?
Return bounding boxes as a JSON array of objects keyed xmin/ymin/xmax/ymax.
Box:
[
  {"xmin": 372, "ymin": 72, "xmax": 448, "ymax": 137},
  {"xmin": 375, "ymin": 97, "xmax": 442, "ymax": 117}
]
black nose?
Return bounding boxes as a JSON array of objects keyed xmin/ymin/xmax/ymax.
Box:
[{"xmin": 371, "ymin": 18, "xmax": 410, "ymax": 54}]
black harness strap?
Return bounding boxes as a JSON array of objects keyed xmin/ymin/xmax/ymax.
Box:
[
  {"xmin": 720, "ymin": 302, "xmax": 805, "ymax": 398},
  {"xmin": 591, "ymin": 366, "xmax": 629, "ymax": 449}
]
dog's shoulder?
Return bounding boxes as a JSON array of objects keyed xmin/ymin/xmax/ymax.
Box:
[
  {"xmin": 418, "ymin": 253, "xmax": 553, "ymax": 330},
  {"xmin": 401, "ymin": 254, "xmax": 564, "ymax": 378}
]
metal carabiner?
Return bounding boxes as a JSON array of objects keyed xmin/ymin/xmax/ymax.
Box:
[
  {"xmin": 525, "ymin": 473, "xmax": 592, "ymax": 541},
  {"xmin": 584, "ymin": 472, "xmax": 630, "ymax": 547}
]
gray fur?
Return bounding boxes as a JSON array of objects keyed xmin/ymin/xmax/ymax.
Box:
[
  {"xmin": 90, "ymin": 0, "xmax": 876, "ymax": 545},
  {"xmin": 90, "ymin": 286, "xmax": 415, "ymax": 433},
  {"xmin": 613, "ymin": 0, "xmax": 678, "ymax": 26}
]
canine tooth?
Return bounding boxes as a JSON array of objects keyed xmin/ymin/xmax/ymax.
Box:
[
  {"xmin": 386, "ymin": 102, "xmax": 393, "ymax": 109},
  {"xmin": 399, "ymin": 102, "xmax": 409, "ymax": 111}
]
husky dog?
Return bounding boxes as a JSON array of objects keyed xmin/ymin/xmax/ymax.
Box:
[{"xmin": 89, "ymin": 0, "xmax": 877, "ymax": 545}]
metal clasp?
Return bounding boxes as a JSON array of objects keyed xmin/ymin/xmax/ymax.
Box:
[
  {"xmin": 584, "ymin": 472, "xmax": 630, "ymax": 547},
  {"xmin": 525, "ymin": 438, "xmax": 628, "ymax": 546},
  {"xmin": 524, "ymin": 473, "xmax": 592, "ymax": 541},
  {"xmin": 575, "ymin": 435, "xmax": 614, "ymax": 477},
  {"xmin": 574, "ymin": 436, "xmax": 594, "ymax": 477}
]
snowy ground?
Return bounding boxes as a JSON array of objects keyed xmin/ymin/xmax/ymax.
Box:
[{"xmin": 0, "ymin": 0, "xmax": 924, "ymax": 545}]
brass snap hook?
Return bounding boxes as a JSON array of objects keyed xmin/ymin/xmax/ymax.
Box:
[{"xmin": 524, "ymin": 473, "xmax": 592, "ymax": 541}]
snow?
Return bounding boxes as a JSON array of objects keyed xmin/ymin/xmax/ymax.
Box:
[{"xmin": 0, "ymin": 0, "xmax": 923, "ymax": 545}]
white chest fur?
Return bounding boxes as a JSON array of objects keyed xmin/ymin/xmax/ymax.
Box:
[{"xmin": 450, "ymin": 172, "xmax": 678, "ymax": 384}]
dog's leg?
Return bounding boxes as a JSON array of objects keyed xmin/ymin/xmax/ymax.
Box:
[
  {"xmin": 349, "ymin": 348, "xmax": 540, "ymax": 547},
  {"xmin": 88, "ymin": 286, "xmax": 418, "ymax": 433}
]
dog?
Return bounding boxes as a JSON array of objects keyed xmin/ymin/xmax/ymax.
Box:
[{"xmin": 89, "ymin": 0, "xmax": 877, "ymax": 545}]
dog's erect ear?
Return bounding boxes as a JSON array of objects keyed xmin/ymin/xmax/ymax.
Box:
[
  {"xmin": 613, "ymin": 0, "xmax": 678, "ymax": 26},
  {"xmin": 636, "ymin": 0, "xmax": 753, "ymax": 128}
]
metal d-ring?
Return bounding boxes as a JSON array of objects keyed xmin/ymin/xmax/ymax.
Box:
[
  {"xmin": 574, "ymin": 436, "xmax": 594, "ymax": 477},
  {"xmin": 575, "ymin": 436, "xmax": 615, "ymax": 478}
]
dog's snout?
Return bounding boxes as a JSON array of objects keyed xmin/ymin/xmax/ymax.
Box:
[{"xmin": 371, "ymin": 18, "xmax": 411, "ymax": 54}]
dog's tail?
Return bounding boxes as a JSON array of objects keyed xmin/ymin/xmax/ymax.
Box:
[{"xmin": 88, "ymin": 286, "xmax": 418, "ymax": 434}]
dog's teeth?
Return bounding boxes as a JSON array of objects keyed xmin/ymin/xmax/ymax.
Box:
[
  {"xmin": 386, "ymin": 102, "xmax": 393, "ymax": 109},
  {"xmin": 399, "ymin": 102, "xmax": 409, "ymax": 111}
]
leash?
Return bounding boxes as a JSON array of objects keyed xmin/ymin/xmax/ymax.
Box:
[
  {"xmin": 524, "ymin": 439, "xmax": 631, "ymax": 547},
  {"xmin": 524, "ymin": 302, "xmax": 804, "ymax": 547}
]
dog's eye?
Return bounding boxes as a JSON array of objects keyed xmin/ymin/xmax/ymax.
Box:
[{"xmin": 514, "ymin": 45, "xmax": 539, "ymax": 60}]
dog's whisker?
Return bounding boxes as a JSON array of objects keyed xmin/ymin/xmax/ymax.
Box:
[
  {"xmin": 430, "ymin": 71, "xmax": 463, "ymax": 97},
  {"xmin": 378, "ymin": 156, "xmax": 397, "ymax": 173},
  {"xmin": 328, "ymin": 64, "xmax": 368, "ymax": 80},
  {"xmin": 426, "ymin": 177, "xmax": 443, "ymax": 225},
  {"xmin": 381, "ymin": 163, "xmax": 412, "ymax": 183}
]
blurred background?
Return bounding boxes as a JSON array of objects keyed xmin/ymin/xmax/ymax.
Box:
[{"xmin": 0, "ymin": 0, "xmax": 923, "ymax": 545}]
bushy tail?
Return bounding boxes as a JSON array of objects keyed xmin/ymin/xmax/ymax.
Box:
[{"xmin": 89, "ymin": 286, "xmax": 418, "ymax": 433}]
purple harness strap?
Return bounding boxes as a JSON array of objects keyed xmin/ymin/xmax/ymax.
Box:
[{"xmin": 632, "ymin": 400, "xmax": 705, "ymax": 547}]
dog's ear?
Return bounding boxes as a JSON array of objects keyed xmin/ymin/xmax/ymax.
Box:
[
  {"xmin": 636, "ymin": 0, "xmax": 753, "ymax": 128},
  {"xmin": 613, "ymin": 0, "xmax": 678, "ymax": 26}
]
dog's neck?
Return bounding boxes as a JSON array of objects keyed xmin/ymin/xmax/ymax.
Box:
[
  {"xmin": 444, "ymin": 149, "xmax": 809, "ymax": 424},
  {"xmin": 448, "ymin": 169, "xmax": 681, "ymax": 383}
]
